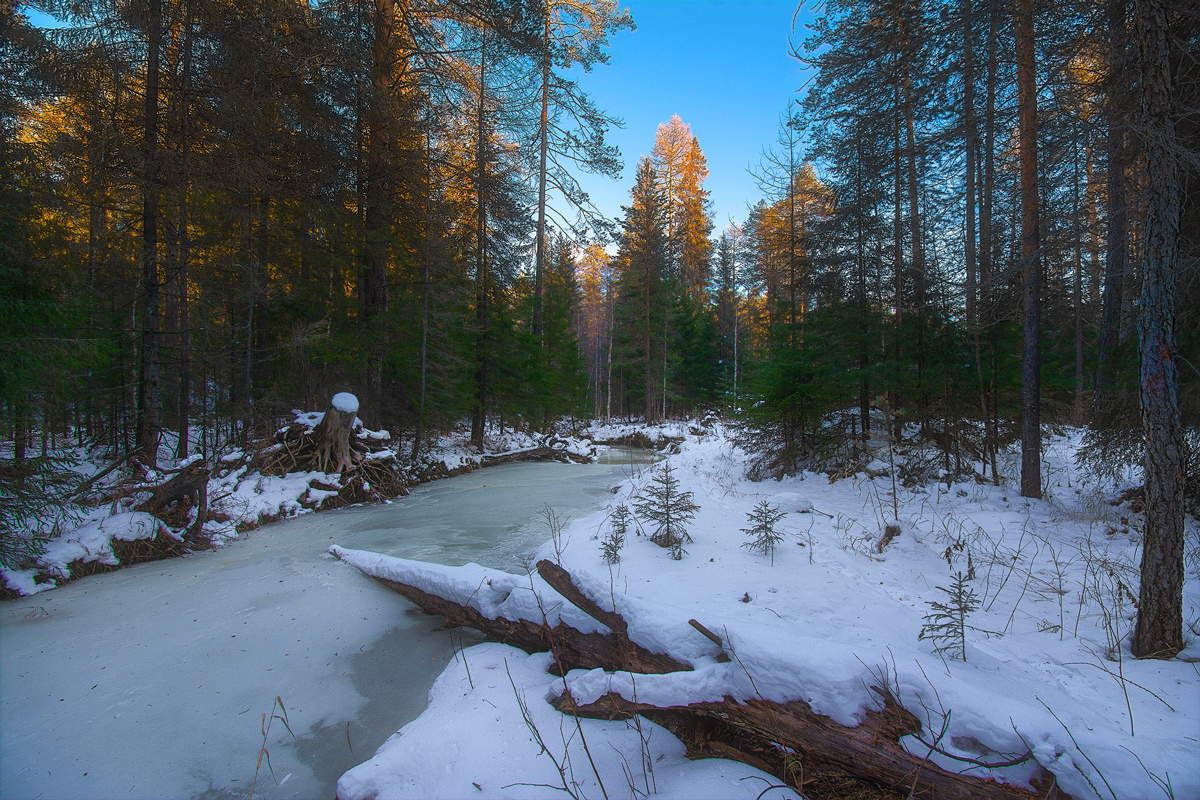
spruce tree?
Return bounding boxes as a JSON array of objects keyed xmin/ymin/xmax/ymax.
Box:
[
  {"xmin": 601, "ymin": 502, "xmax": 630, "ymax": 564},
  {"xmin": 919, "ymin": 572, "xmax": 980, "ymax": 662},
  {"xmin": 741, "ymin": 500, "xmax": 787, "ymax": 565},
  {"xmin": 633, "ymin": 460, "xmax": 698, "ymax": 560},
  {"xmin": 612, "ymin": 156, "xmax": 668, "ymax": 422}
]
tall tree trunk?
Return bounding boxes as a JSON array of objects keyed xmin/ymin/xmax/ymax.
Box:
[
  {"xmin": 1094, "ymin": 0, "xmax": 1128, "ymax": 415},
  {"xmin": 891, "ymin": 81, "xmax": 904, "ymax": 442},
  {"xmin": 856, "ymin": 152, "xmax": 870, "ymax": 438},
  {"xmin": 1073, "ymin": 134, "xmax": 1085, "ymax": 424},
  {"xmin": 176, "ymin": 0, "xmax": 194, "ymax": 460},
  {"xmin": 415, "ymin": 128, "xmax": 432, "ymax": 459},
  {"xmin": 644, "ymin": 265, "xmax": 654, "ymax": 425},
  {"xmin": 1014, "ymin": 0, "xmax": 1041, "ymax": 499},
  {"xmin": 534, "ymin": 6, "xmax": 551, "ymax": 342},
  {"xmin": 136, "ymin": 0, "xmax": 162, "ymax": 470},
  {"xmin": 471, "ymin": 41, "xmax": 489, "ymax": 452},
  {"xmin": 963, "ymin": 0, "xmax": 977, "ymax": 330},
  {"xmin": 979, "ymin": 0, "xmax": 999, "ymax": 482},
  {"xmin": 898, "ymin": 22, "xmax": 925, "ymax": 321},
  {"xmin": 363, "ymin": 0, "xmax": 395, "ymax": 427},
  {"xmin": 1131, "ymin": 0, "xmax": 1184, "ymax": 660}
]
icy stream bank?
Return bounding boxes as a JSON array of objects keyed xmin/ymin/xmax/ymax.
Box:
[{"xmin": 1, "ymin": 448, "xmax": 651, "ymax": 800}]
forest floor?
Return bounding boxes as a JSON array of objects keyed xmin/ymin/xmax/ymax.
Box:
[
  {"xmin": 332, "ymin": 418, "xmax": 1199, "ymax": 800},
  {"xmin": 0, "ymin": 413, "xmax": 595, "ymax": 598},
  {"xmin": 3, "ymin": 414, "xmax": 1198, "ymax": 799}
]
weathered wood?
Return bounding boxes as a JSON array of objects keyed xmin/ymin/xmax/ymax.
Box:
[
  {"xmin": 135, "ymin": 461, "xmax": 209, "ymax": 516},
  {"xmin": 553, "ymin": 690, "xmax": 1049, "ymax": 800},
  {"xmin": 312, "ymin": 401, "xmax": 357, "ymax": 474},
  {"xmin": 536, "ymin": 560, "xmax": 627, "ymax": 634},
  {"xmin": 535, "ymin": 560, "xmax": 690, "ymax": 674},
  {"xmin": 339, "ymin": 553, "xmax": 1052, "ymax": 799},
  {"xmin": 334, "ymin": 559, "xmax": 688, "ymax": 676},
  {"xmin": 688, "ymin": 618, "xmax": 723, "ymax": 648}
]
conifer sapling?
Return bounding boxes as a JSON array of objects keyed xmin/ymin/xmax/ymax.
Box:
[
  {"xmin": 633, "ymin": 461, "xmax": 699, "ymax": 560},
  {"xmin": 741, "ymin": 501, "xmax": 787, "ymax": 565},
  {"xmin": 918, "ymin": 572, "xmax": 980, "ymax": 661},
  {"xmin": 601, "ymin": 503, "xmax": 630, "ymax": 564}
]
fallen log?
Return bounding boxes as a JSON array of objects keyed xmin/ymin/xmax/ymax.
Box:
[
  {"xmin": 134, "ymin": 461, "xmax": 209, "ymax": 516},
  {"xmin": 338, "ymin": 551, "xmax": 1057, "ymax": 800},
  {"xmin": 552, "ymin": 691, "xmax": 1051, "ymax": 800},
  {"xmin": 330, "ymin": 552, "xmax": 688, "ymax": 676}
]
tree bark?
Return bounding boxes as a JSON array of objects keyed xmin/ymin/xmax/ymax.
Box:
[
  {"xmin": 337, "ymin": 552, "xmax": 1049, "ymax": 800},
  {"xmin": 533, "ymin": 6, "xmax": 551, "ymax": 343},
  {"xmin": 312, "ymin": 397, "xmax": 358, "ymax": 475},
  {"xmin": 136, "ymin": 0, "xmax": 163, "ymax": 470},
  {"xmin": 1014, "ymin": 0, "xmax": 1042, "ymax": 499},
  {"xmin": 1130, "ymin": 0, "xmax": 1184, "ymax": 660},
  {"xmin": 964, "ymin": 0, "xmax": 977, "ymax": 331},
  {"xmin": 471, "ymin": 40, "xmax": 490, "ymax": 453},
  {"xmin": 362, "ymin": 0, "xmax": 395, "ymax": 426},
  {"xmin": 554, "ymin": 691, "xmax": 1046, "ymax": 800},
  {"xmin": 1094, "ymin": 0, "xmax": 1129, "ymax": 416}
]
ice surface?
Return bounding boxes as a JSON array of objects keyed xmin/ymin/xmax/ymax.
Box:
[{"xmin": 1, "ymin": 449, "xmax": 649, "ymax": 800}]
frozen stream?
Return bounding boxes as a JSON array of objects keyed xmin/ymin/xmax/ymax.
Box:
[{"xmin": 1, "ymin": 447, "xmax": 651, "ymax": 800}]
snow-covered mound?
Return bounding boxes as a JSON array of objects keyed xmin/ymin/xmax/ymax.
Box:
[{"xmin": 338, "ymin": 423, "xmax": 1199, "ymax": 799}]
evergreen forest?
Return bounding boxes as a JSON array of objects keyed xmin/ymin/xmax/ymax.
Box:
[{"xmin": 2, "ymin": 0, "xmax": 1197, "ymax": 654}]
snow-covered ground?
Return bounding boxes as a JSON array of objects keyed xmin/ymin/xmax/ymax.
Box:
[
  {"xmin": 4, "ymin": 415, "xmax": 1197, "ymax": 798},
  {"xmin": 335, "ymin": 422, "xmax": 1199, "ymax": 800},
  {"xmin": 1, "ymin": 412, "xmax": 595, "ymax": 597}
]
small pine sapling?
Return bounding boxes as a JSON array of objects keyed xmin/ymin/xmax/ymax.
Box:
[
  {"xmin": 633, "ymin": 461, "xmax": 699, "ymax": 560},
  {"xmin": 601, "ymin": 503, "xmax": 630, "ymax": 564},
  {"xmin": 919, "ymin": 572, "xmax": 980, "ymax": 661},
  {"xmin": 741, "ymin": 501, "xmax": 787, "ymax": 565}
]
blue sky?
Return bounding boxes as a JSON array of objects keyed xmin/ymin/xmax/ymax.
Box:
[
  {"xmin": 574, "ymin": 0, "xmax": 815, "ymax": 235},
  {"xmin": 25, "ymin": 1, "xmax": 813, "ymax": 237}
]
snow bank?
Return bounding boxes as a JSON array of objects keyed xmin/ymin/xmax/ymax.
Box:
[
  {"xmin": 336, "ymin": 644, "xmax": 800, "ymax": 800},
  {"xmin": 329, "ymin": 546, "xmax": 611, "ymax": 635},
  {"xmin": 337, "ymin": 423, "xmax": 1199, "ymax": 799}
]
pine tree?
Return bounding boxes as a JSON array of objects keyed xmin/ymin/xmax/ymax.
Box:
[
  {"xmin": 741, "ymin": 501, "xmax": 786, "ymax": 565},
  {"xmin": 530, "ymin": 0, "xmax": 633, "ymax": 340},
  {"xmin": 676, "ymin": 135, "xmax": 713, "ymax": 301},
  {"xmin": 633, "ymin": 460, "xmax": 698, "ymax": 560},
  {"xmin": 919, "ymin": 572, "xmax": 980, "ymax": 662},
  {"xmin": 652, "ymin": 114, "xmax": 691, "ymax": 276},
  {"xmin": 601, "ymin": 502, "xmax": 630, "ymax": 564},
  {"xmin": 612, "ymin": 156, "xmax": 668, "ymax": 423}
]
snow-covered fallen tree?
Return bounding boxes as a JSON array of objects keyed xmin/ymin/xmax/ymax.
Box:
[{"xmin": 331, "ymin": 423, "xmax": 1198, "ymax": 800}]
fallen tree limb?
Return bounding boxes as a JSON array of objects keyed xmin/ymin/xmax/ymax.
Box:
[
  {"xmin": 534, "ymin": 560, "xmax": 690, "ymax": 674},
  {"xmin": 134, "ymin": 461, "xmax": 209, "ymax": 517},
  {"xmin": 552, "ymin": 691, "xmax": 1049, "ymax": 800},
  {"xmin": 337, "ymin": 552, "xmax": 1057, "ymax": 799},
  {"xmin": 331, "ymin": 553, "xmax": 688, "ymax": 676}
]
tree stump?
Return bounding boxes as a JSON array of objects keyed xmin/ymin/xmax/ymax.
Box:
[
  {"xmin": 135, "ymin": 460, "xmax": 209, "ymax": 516},
  {"xmin": 312, "ymin": 392, "xmax": 359, "ymax": 474}
]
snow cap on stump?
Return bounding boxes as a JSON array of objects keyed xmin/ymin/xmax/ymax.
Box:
[{"xmin": 331, "ymin": 392, "xmax": 359, "ymax": 414}]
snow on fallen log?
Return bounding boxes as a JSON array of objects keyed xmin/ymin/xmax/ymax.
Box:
[
  {"xmin": 330, "ymin": 548, "xmax": 691, "ymax": 676},
  {"xmin": 329, "ymin": 546, "xmax": 606, "ymax": 632},
  {"xmin": 333, "ymin": 547, "xmax": 1057, "ymax": 799},
  {"xmin": 551, "ymin": 689, "xmax": 1050, "ymax": 800}
]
